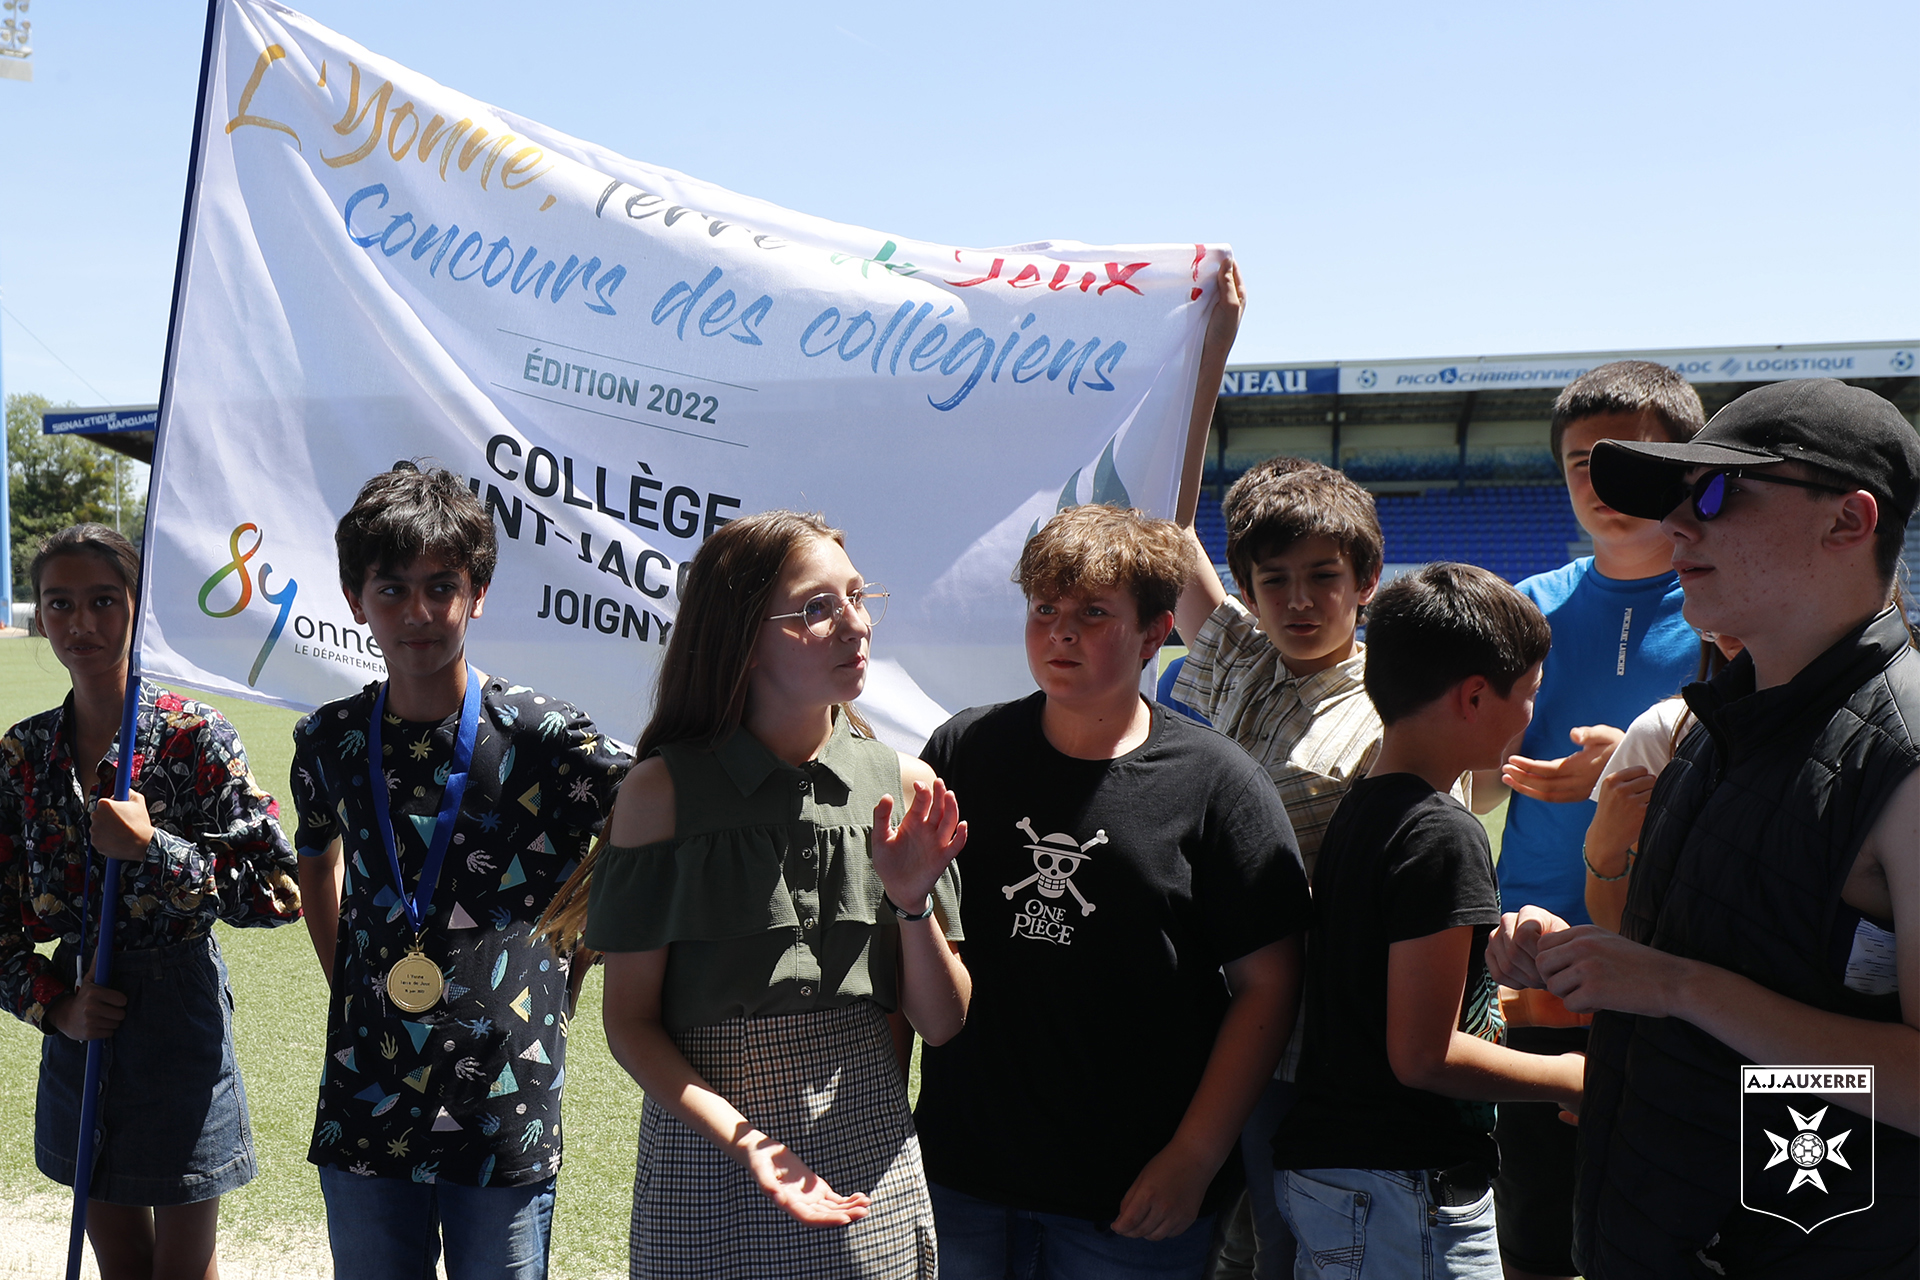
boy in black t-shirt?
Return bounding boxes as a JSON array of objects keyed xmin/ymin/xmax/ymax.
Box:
[
  {"xmin": 1270, "ymin": 564, "xmax": 1583, "ymax": 1278},
  {"xmin": 290, "ymin": 467, "xmax": 627, "ymax": 1280},
  {"xmin": 916, "ymin": 504, "xmax": 1311, "ymax": 1280}
]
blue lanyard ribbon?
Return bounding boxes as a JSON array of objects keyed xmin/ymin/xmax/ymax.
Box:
[{"xmin": 368, "ymin": 668, "xmax": 482, "ymax": 937}]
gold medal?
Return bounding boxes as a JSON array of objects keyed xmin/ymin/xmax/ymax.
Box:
[{"xmin": 386, "ymin": 941, "xmax": 444, "ymax": 1013}]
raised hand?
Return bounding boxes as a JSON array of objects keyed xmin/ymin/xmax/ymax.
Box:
[
  {"xmin": 1503, "ymin": 725, "xmax": 1624, "ymax": 803},
  {"xmin": 871, "ymin": 780, "xmax": 968, "ymax": 916},
  {"xmin": 1203, "ymin": 259, "xmax": 1245, "ymax": 360},
  {"xmin": 741, "ymin": 1131, "xmax": 872, "ymax": 1227}
]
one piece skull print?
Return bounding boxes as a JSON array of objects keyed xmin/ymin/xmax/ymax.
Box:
[{"xmin": 1002, "ymin": 817, "xmax": 1105, "ymax": 916}]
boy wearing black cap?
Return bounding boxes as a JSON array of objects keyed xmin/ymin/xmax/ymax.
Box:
[
  {"xmin": 1488, "ymin": 378, "xmax": 1920, "ymax": 1278},
  {"xmin": 1472, "ymin": 359, "xmax": 1705, "ymax": 1280}
]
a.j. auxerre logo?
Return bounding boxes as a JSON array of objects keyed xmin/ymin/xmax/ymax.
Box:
[{"xmin": 1740, "ymin": 1065, "xmax": 1875, "ymax": 1234}]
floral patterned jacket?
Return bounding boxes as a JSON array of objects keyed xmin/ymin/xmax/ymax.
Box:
[{"xmin": 0, "ymin": 682, "xmax": 301, "ymax": 1029}]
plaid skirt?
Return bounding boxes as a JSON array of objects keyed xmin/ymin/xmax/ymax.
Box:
[{"xmin": 630, "ymin": 1000, "xmax": 936, "ymax": 1279}]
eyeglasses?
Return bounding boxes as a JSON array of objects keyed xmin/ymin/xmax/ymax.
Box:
[
  {"xmin": 766, "ymin": 586, "xmax": 889, "ymax": 637},
  {"xmin": 1687, "ymin": 469, "xmax": 1850, "ymax": 522}
]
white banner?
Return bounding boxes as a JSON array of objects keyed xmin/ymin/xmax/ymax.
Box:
[{"xmin": 138, "ymin": 0, "xmax": 1225, "ymax": 749}]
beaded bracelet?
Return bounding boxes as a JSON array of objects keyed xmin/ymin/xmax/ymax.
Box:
[{"xmin": 1583, "ymin": 848, "xmax": 1635, "ymax": 882}]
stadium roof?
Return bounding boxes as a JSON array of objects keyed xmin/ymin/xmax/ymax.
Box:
[
  {"xmin": 1221, "ymin": 340, "xmax": 1915, "ymax": 399},
  {"xmin": 1211, "ymin": 340, "xmax": 1918, "ymax": 488}
]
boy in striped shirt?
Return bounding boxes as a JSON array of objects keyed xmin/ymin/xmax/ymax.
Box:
[{"xmin": 1169, "ymin": 268, "xmax": 1389, "ymax": 1279}]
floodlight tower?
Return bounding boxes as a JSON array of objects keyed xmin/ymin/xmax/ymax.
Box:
[
  {"xmin": 0, "ymin": 0, "xmax": 26, "ymax": 81},
  {"xmin": 0, "ymin": 1, "xmax": 25, "ymax": 627}
]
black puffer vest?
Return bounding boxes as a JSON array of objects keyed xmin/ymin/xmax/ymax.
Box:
[{"xmin": 1575, "ymin": 608, "xmax": 1919, "ymax": 1279}]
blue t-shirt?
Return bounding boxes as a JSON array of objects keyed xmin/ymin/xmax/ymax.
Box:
[{"xmin": 1499, "ymin": 558, "xmax": 1695, "ymax": 925}]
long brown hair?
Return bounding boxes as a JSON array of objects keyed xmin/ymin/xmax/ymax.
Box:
[{"xmin": 538, "ymin": 510, "xmax": 872, "ymax": 947}]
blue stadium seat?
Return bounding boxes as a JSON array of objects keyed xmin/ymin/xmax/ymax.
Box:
[
  {"xmin": 1194, "ymin": 494, "xmax": 1229, "ymax": 564},
  {"xmin": 1195, "ymin": 482, "xmax": 1581, "ymax": 586},
  {"xmin": 1373, "ymin": 484, "xmax": 1580, "ymax": 583}
]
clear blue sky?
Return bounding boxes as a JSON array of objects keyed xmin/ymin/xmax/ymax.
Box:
[{"xmin": 3, "ymin": 0, "xmax": 1916, "ymax": 408}]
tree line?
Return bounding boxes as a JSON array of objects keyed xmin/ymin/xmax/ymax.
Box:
[{"xmin": 6, "ymin": 391, "xmax": 147, "ymax": 606}]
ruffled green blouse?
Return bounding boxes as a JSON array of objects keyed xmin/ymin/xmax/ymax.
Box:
[{"xmin": 583, "ymin": 715, "xmax": 963, "ymax": 1034}]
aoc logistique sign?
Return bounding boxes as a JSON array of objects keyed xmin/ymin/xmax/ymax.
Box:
[
  {"xmin": 1339, "ymin": 346, "xmax": 1916, "ymax": 395},
  {"xmin": 138, "ymin": 0, "xmax": 1228, "ymax": 748}
]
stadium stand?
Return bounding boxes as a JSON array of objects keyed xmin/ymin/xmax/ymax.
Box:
[
  {"xmin": 1199, "ymin": 342, "xmax": 1917, "ymax": 589},
  {"xmin": 1194, "ymin": 495, "xmax": 1230, "ymax": 570},
  {"xmin": 1373, "ymin": 485, "xmax": 1585, "ymax": 582},
  {"xmin": 1193, "ymin": 483, "xmax": 1585, "ymax": 586}
]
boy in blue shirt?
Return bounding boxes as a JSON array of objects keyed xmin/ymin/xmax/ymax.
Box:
[
  {"xmin": 291, "ymin": 466, "xmax": 628, "ymax": 1280},
  {"xmin": 1467, "ymin": 361, "xmax": 1704, "ymax": 1280}
]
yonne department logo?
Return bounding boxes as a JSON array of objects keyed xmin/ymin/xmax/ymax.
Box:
[
  {"xmin": 199, "ymin": 522, "xmax": 299, "ymax": 687},
  {"xmin": 1740, "ymin": 1065, "xmax": 1875, "ymax": 1234}
]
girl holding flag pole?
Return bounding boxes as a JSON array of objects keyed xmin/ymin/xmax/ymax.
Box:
[{"xmin": 0, "ymin": 523, "xmax": 302, "ymax": 1280}]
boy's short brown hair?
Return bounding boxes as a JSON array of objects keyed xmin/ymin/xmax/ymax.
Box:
[
  {"xmin": 1017, "ymin": 504, "xmax": 1194, "ymax": 624},
  {"xmin": 1222, "ymin": 458, "xmax": 1384, "ymax": 599},
  {"xmin": 1549, "ymin": 360, "xmax": 1704, "ymax": 470},
  {"xmin": 1363, "ymin": 563, "xmax": 1552, "ymax": 725},
  {"xmin": 336, "ymin": 463, "xmax": 498, "ymax": 595}
]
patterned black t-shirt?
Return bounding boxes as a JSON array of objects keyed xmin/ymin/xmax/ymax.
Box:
[{"xmin": 290, "ymin": 677, "xmax": 628, "ymax": 1187}]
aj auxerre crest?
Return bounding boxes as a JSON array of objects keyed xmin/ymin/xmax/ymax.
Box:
[{"xmin": 1740, "ymin": 1065, "xmax": 1875, "ymax": 1234}]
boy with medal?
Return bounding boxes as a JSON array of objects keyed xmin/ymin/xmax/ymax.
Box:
[
  {"xmin": 368, "ymin": 665, "xmax": 479, "ymax": 1015},
  {"xmin": 290, "ymin": 466, "xmax": 628, "ymax": 1280}
]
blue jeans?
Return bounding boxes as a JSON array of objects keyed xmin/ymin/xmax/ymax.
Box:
[
  {"xmin": 317, "ymin": 1166, "xmax": 556, "ymax": 1280},
  {"xmin": 1276, "ymin": 1168, "xmax": 1500, "ymax": 1280},
  {"xmin": 1239, "ymin": 1077, "xmax": 1299, "ymax": 1280},
  {"xmin": 932, "ymin": 1181, "xmax": 1216, "ymax": 1280}
]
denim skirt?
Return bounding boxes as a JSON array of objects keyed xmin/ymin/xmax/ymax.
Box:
[{"xmin": 35, "ymin": 932, "xmax": 258, "ymax": 1206}]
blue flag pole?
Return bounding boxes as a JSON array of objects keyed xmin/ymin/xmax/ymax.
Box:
[
  {"xmin": 64, "ymin": 1, "xmax": 220, "ymax": 1274},
  {"xmin": 63, "ymin": 668, "xmax": 142, "ymax": 1276}
]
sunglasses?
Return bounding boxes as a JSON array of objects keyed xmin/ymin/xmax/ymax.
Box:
[{"xmin": 1686, "ymin": 469, "xmax": 1850, "ymax": 522}]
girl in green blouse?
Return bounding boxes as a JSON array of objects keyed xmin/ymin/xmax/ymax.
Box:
[{"xmin": 542, "ymin": 510, "xmax": 969, "ymax": 1278}]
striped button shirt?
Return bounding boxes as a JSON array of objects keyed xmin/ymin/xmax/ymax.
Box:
[{"xmin": 1171, "ymin": 598, "xmax": 1383, "ymax": 879}]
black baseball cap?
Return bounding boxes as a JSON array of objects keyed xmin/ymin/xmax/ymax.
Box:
[{"xmin": 1590, "ymin": 378, "xmax": 1920, "ymax": 526}]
